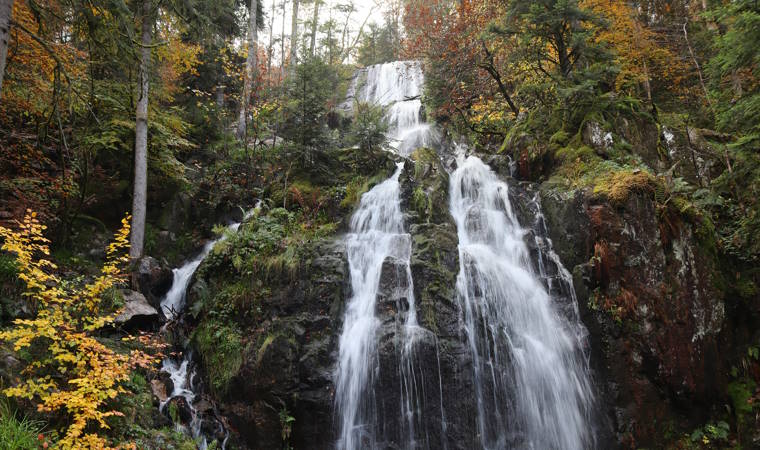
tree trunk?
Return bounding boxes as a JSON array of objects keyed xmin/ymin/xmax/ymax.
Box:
[
  {"xmin": 237, "ymin": 0, "xmax": 259, "ymax": 139},
  {"xmin": 280, "ymin": 0, "xmax": 286, "ymax": 83},
  {"xmin": 289, "ymin": 0, "xmax": 299, "ymax": 76},
  {"xmin": 310, "ymin": 0, "xmax": 319, "ymax": 57},
  {"xmin": 267, "ymin": 0, "xmax": 275, "ymax": 88},
  {"xmin": 130, "ymin": 0, "xmax": 152, "ymax": 259},
  {"xmin": 0, "ymin": 0, "xmax": 13, "ymax": 96}
]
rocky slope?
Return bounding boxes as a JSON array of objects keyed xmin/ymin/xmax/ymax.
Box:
[{"xmin": 141, "ymin": 116, "xmax": 760, "ymax": 449}]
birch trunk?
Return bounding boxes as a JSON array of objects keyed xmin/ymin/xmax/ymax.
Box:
[
  {"xmin": 237, "ymin": 0, "xmax": 259, "ymax": 139},
  {"xmin": 130, "ymin": 0, "xmax": 152, "ymax": 259},
  {"xmin": 289, "ymin": 0, "xmax": 299, "ymax": 76},
  {"xmin": 310, "ymin": 0, "xmax": 319, "ymax": 57}
]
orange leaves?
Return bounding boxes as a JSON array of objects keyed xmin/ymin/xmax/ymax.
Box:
[
  {"xmin": 580, "ymin": 0, "xmax": 685, "ymax": 96},
  {"xmin": 0, "ymin": 210, "xmax": 156, "ymax": 449},
  {"xmin": 3, "ymin": 1, "xmax": 86, "ymax": 118}
]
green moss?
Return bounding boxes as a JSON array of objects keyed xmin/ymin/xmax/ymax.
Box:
[
  {"xmin": 549, "ymin": 130, "xmax": 570, "ymax": 147},
  {"xmin": 727, "ymin": 378, "xmax": 757, "ymax": 430},
  {"xmin": 193, "ymin": 321, "xmax": 244, "ymax": 396},
  {"xmin": 257, "ymin": 334, "xmax": 276, "ymax": 365}
]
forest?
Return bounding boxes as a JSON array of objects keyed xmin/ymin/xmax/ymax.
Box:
[{"xmin": 0, "ymin": 0, "xmax": 759, "ymax": 449}]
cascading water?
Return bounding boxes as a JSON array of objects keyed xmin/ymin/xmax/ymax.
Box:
[
  {"xmin": 335, "ymin": 163, "xmax": 412, "ymax": 449},
  {"xmin": 335, "ymin": 61, "xmax": 444, "ymax": 450},
  {"xmin": 159, "ymin": 207, "xmax": 256, "ymax": 449},
  {"xmin": 449, "ymin": 155, "xmax": 595, "ymax": 450},
  {"xmin": 344, "ymin": 61, "xmax": 439, "ymax": 156}
]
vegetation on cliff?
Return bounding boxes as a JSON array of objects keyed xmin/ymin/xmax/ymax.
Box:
[{"xmin": 0, "ymin": 0, "xmax": 758, "ymax": 448}]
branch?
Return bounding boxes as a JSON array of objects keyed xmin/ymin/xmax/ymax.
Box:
[
  {"xmin": 9, "ymin": 20, "xmax": 102, "ymax": 125},
  {"xmin": 340, "ymin": 7, "xmax": 376, "ymax": 64},
  {"xmin": 478, "ymin": 41, "xmax": 520, "ymax": 117}
]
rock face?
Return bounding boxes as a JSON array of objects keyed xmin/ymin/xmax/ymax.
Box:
[
  {"xmin": 115, "ymin": 289, "xmax": 159, "ymax": 329},
  {"xmin": 177, "ymin": 139, "xmax": 751, "ymax": 449},
  {"xmin": 186, "ymin": 232, "xmax": 346, "ymax": 449},
  {"xmin": 540, "ymin": 186, "xmax": 728, "ymax": 447},
  {"xmin": 133, "ymin": 256, "xmax": 173, "ymax": 309}
]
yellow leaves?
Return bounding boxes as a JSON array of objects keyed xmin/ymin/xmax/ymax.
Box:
[{"xmin": 0, "ymin": 210, "xmax": 153, "ymax": 449}]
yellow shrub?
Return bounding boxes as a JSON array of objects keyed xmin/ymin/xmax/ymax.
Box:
[{"xmin": 0, "ymin": 210, "xmax": 155, "ymax": 449}]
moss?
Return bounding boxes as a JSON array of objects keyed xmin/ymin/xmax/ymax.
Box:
[
  {"xmin": 727, "ymin": 379, "xmax": 757, "ymax": 428},
  {"xmin": 549, "ymin": 130, "xmax": 570, "ymax": 147},
  {"xmin": 257, "ymin": 334, "xmax": 276, "ymax": 365},
  {"xmin": 592, "ymin": 169, "xmax": 657, "ymax": 205},
  {"xmin": 193, "ymin": 321, "xmax": 244, "ymax": 396},
  {"xmin": 341, "ymin": 173, "xmax": 386, "ymax": 209}
]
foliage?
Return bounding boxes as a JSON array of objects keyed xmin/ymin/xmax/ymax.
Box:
[
  {"xmin": 280, "ymin": 58, "xmax": 340, "ymax": 167},
  {"xmin": 193, "ymin": 321, "xmax": 244, "ymax": 396},
  {"xmin": 688, "ymin": 421, "xmax": 730, "ymax": 447},
  {"xmin": 0, "ymin": 211, "xmax": 156, "ymax": 449},
  {"xmin": 348, "ymin": 101, "xmax": 389, "ymax": 152}
]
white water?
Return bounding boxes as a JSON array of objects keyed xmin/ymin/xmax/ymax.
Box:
[
  {"xmin": 336, "ymin": 60, "xmax": 448, "ymax": 449},
  {"xmin": 334, "ymin": 162, "xmax": 420, "ymax": 449},
  {"xmin": 160, "ymin": 206, "xmax": 257, "ymax": 448},
  {"xmin": 450, "ymin": 155, "xmax": 594, "ymax": 449},
  {"xmin": 347, "ymin": 60, "xmax": 439, "ymax": 156}
]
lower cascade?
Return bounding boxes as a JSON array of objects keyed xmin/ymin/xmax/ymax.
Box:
[
  {"xmin": 334, "ymin": 163, "xmax": 427, "ymax": 449},
  {"xmin": 450, "ymin": 155, "xmax": 595, "ymax": 449}
]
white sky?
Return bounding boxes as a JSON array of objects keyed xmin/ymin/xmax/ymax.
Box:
[{"xmin": 260, "ymin": 0, "xmax": 388, "ymax": 65}]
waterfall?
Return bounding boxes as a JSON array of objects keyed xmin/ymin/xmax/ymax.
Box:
[
  {"xmin": 335, "ymin": 61, "xmax": 444, "ymax": 450},
  {"xmin": 345, "ymin": 60, "xmax": 439, "ymax": 156},
  {"xmin": 159, "ymin": 207, "xmax": 256, "ymax": 449},
  {"xmin": 449, "ymin": 155, "xmax": 595, "ymax": 449},
  {"xmin": 335, "ymin": 163, "xmax": 410, "ymax": 449}
]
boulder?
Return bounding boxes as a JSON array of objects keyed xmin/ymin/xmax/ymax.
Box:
[
  {"xmin": 151, "ymin": 379, "xmax": 168, "ymax": 404},
  {"xmin": 134, "ymin": 256, "xmax": 173, "ymax": 308},
  {"xmin": 115, "ymin": 290, "xmax": 159, "ymax": 329}
]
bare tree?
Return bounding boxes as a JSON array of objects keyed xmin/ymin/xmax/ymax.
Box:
[
  {"xmin": 0, "ymin": 0, "xmax": 13, "ymax": 96},
  {"xmin": 237, "ymin": 0, "xmax": 259, "ymax": 139},
  {"xmin": 130, "ymin": 0, "xmax": 153, "ymax": 259}
]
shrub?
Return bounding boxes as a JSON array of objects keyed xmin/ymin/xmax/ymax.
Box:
[{"xmin": 0, "ymin": 211, "xmax": 157, "ymax": 449}]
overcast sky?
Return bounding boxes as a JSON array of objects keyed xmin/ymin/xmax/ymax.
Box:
[{"xmin": 260, "ymin": 0, "xmax": 387, "ymax": 64}]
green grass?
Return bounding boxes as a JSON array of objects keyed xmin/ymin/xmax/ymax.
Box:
[{"xmin": 0, "ymin": 401, "xmax": 47, "ymax": 450}]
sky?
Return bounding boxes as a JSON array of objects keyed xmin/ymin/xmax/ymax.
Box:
[{"xmin": 260, "ymin": 0, "xmax": 388, "ymax": 64}]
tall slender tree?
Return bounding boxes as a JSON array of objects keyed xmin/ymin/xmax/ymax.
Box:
[
  {"xmin": 0, "ymin": 0, "xmax": 13, "ymax": 96},
  {"xmin": 289, "ymin": 0, "xmax": 299, "ymax": 76},
  {"xmin": 130, "ymin": 0, "xmax": 153, "ymax": 259},
  {"xmin": 237, "ymin": 0, "xmax": 259, "ymax": 139},
  {"xmin": 309, "ymin": 0, "xmax": 320, "ymax": 57}
]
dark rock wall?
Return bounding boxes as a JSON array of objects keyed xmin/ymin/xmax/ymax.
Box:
[{"xmin": 540, "ymin": 186, "xmax": 729, "ymax": 447}]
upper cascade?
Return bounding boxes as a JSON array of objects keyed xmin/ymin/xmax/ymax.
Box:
[{"xmin": 344, "ymin": 60, "xmax": 438, "ymax": 156}]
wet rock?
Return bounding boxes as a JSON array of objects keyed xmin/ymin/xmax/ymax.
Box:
[
  {"xmin": 115, "ymin": 290, "xmax": 159, "ymax": 329},
  {"xmin": 167, "ymin": 396, "xmax": 193, "ymax": 424},
  {"xmin": 151, "ymin": 379, "xmax": 168, "ymax": 404},
  {"xmin": 541, "ymin": 185, "xmax": 729, "ymax": 448},
  {"xmin": 133, "ymin": 256, "xmax": 173, "ymax": 308}
]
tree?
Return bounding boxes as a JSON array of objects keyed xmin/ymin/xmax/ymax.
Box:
[
  {"xmin": 0, "ymin": 0, "xmax": 12, "ymax": 96},
  {"xmin": 289, "ymin": 0, "xmax": 299, "ymax": 76},
  {"xmin": 581, "ymin": 0, "xmax": 680, "ymax": 103},
  {"xmin": 506, "ymin": 0, "xmax": 599, "ymax": 80},
  {"xmin": 237, "ymin": 0, "xmax": 260, "ymax": 139},
  {"xmin": 309, "ymin": 0, "xmax": 320, "ymax": 57},
  {"xmin": 130, "ymin": 0, "xmax": 153, "ymax": 259}
]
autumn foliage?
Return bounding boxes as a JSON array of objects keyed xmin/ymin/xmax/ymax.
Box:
[{"xmin": 0, "ymin": 211, "xmax": 155, "ymax": 449}]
